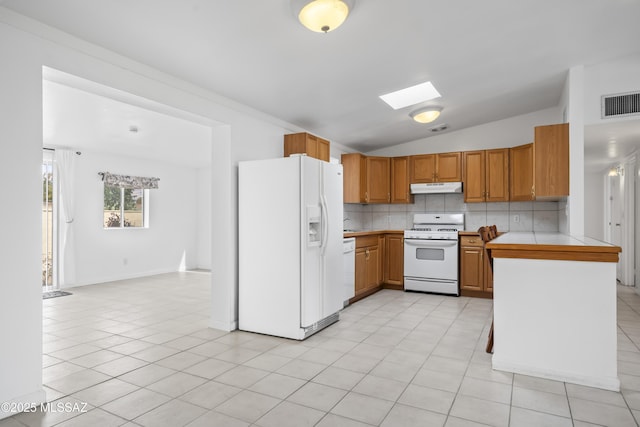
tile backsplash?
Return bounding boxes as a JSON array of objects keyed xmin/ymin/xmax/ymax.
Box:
[{"xmin": 344, "ymin": 193, "xmax": 565, "ymax": 233}]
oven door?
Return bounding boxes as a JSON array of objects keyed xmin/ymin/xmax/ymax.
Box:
[{"xmin": 403, "ymin": 238, "xmax": 458, "ymax": 282}]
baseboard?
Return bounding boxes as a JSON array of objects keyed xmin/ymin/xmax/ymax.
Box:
[
  {"xmin": 209, "ymin": 319, "xmax": 237, "ymax": 332},
  {"xmin": 0, "ymin": 388, "xmax": 46, "ymax": 420},
  {"xmin": 62, "ymin": 267, "xmax": 201, "ymax": 288},
  {"xmin": 492, "ymin": 357, "xmax": 620, "ymax": 391},
  {"xmin": 349, "ymin": 285, "xmax": 383, "ymax": 304},
  {"xmin": 460, "ymin": 289, "xmax": 493, "ymax": 299}
]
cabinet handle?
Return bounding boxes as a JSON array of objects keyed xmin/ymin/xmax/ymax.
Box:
[
  {"xmin": 531, "ymin": 186, "xmax": 535, "ymax": 200},
  {"xmin": 365, "ymin": 191, "xmax": 369, "ymax": 202},
  {"xmin": 388, "ymin": 192, "xmax": 390, "ymax": 202}
]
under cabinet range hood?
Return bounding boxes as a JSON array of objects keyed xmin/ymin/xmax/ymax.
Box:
[{"xmin": 410, "ymin": 182, "xmax": 463, "ymax": 194}]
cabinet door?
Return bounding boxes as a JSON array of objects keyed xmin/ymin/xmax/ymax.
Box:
[
  {"xmin": 366, "ymin": 157, "xmax": 390, "ymax": 203},
  {"xmin": 341, "ymin": 153, "xmax": 364, "ymax": 203},
  {"xmin": 367, "ymin": 246, "xmax": 381, "ymax": 288},
  {"xmin": 436, "ymin": 152, "xmax": 462, "ymax": 182},
  {"xmin": 355, "ymin": 248, "xmax": 367, "ymax": 294},
  {"xmin": 460, "ymin": 246, "xmax": 484, "ymax": 291},
  {"xmin": 317, "ymin": 137, "xmax": 330, "ymax": 162},
  {"xmin": 463, "ymin": 151, "xmax": 486, "ymax": 203},
  {"xmin": 391, "ymin": 157, "xmax": 412, "ymax": 203},
  {"xmin": 305, "ymin": 134, "xmax": 319, "ymax": 159},
  {"xmin": 509, "ymin": 143, "xmax": 534, "ymax": 201},
  {"xmin": 410, "ymin": 154, "xmax": 436, "ymax": 183},
  {"xmin": 384, "ymin": 234, "xmax": 404, "ymax": 285},
  {"xmin": 534, "ymin": 123, "xmax": 569, "ymax": 198},
  {"xmin": 485, "ymin": 148, "xmax": 509, "ymax": 202}
]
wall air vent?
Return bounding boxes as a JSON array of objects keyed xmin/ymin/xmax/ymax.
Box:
[{"xmin": 601, "ymin": 91, "xmax": 640, "ymax": 118}]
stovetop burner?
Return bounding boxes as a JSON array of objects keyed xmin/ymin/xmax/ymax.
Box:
[{"xmin": 404, "ymin": 213, "xmax": 465, "ymax": 240}]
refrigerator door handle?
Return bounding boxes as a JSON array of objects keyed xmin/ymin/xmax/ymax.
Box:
[{"xmin": 320, "ymin": 194, "xmax": 329, "ymax": 256}]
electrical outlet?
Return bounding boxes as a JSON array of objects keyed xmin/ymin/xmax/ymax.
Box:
[{"xmin": 513, "ymin": 214, "xmax": 520, "ymax": 223}]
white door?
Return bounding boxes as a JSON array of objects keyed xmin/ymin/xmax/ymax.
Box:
[{"xmin": 608, "ymin": 172, "xmax": 624, "ymax": 282}]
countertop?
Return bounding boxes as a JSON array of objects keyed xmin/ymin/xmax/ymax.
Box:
[
  {"xmin": 343, "ymin": 230, "xmax": 403, "ymax": 238},
  {"xmin": 486, "ymin": 232, "xmax": 621, "ymax": 262},
  {"xmin": 345, "ymin": 230, "xmax": 482, "ymax": 238}
]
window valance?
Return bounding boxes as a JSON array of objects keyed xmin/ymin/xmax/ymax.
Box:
[{"xmin": 99, "ymin": 172, "xmax": 160, "ymax": 189}]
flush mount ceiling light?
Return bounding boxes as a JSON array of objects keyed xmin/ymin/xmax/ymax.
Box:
[
  {"xmin": 410, "ymin": 106, "xmax": 443, "ymax": 124},
  {"xmin": 292, "ymin": 0, "xmax": 354, "ymax": 33},
  {"xmin": 379, "ymin": 81, "xmax": 441, "ymax": 110}
]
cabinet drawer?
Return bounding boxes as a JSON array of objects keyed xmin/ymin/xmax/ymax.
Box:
[
  {"xmin": 356, "ymin": 235, "xmax": 379, "ymax": 248},
  {"xmin": 460, "ymin": 235, "xmax": 483, "ymax": 247}
]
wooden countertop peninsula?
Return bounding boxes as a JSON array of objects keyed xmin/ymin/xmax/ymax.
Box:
[{"xmin": 486, "ymin": 232, "xmax": 620, "ymax": 263}]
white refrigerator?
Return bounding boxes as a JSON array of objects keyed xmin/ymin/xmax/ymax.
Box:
[{"xmin": 238, "ymin": 155, "xmax": 344, "ymax": 340}]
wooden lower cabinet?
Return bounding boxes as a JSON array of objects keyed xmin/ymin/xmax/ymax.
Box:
[
  {"xmin": 351, "ymin": 233, "xmax": 404, "ymax": 302},
  {"xmin": 384, "ymin": 234, "xmax": 404, "ymax": 287},
  {"xmin": 353, "ymin": 235, "xmax": 382, "ymax": 300},
  {"xmin": 459, "ymin": 235, "xmax": 493, "ymax": 298}
]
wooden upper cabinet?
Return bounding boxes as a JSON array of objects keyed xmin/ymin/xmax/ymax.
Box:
[
  {"xmin": 317, "ymin": 138, "xmax": 330, "ymax": 161},
  {"xmin": 365, "ymin": 157, "xmax": 390, "ymax": 203},
  {"xmin": 463, "ymin": 149, "xmax": 509, "ymax": 203},
  {"xmin": 510, "ymin": 143, "xmax": 534, "ymax": 201},
  {"xmin": 437, "ymin": 152, "xmax": 463, "ymax": 182},
  {"xmin": 534, "ymin": 123, "xmax": 569, "ymax": 199},
  {"xmin": 463, "ymin": 151, "xmax": 486, "ymax": 203},
  {"xmin": 411, "ymin": 152, "xmax": 461, "ymax": 183},
  {"xmin": 485, "ymin": 148, "xmax": 509, "ymax": 202},
  {"xmin": 342, "ymin": 153, "xmax": 363, "ymax": 203},
  {"xmin": 284, "ymin": 132, "xmax": 330, "ymax": 162},
  {"xmin": 341, "ymin": 153, "xmax": 390, "ymax": 203},
  {"xmin": 391, "ymin": 157, "xmax": 412, "ymax": 204},
  {"xmin": 411, "ymin": 154, "xmax": 437, "ymax": 182}
]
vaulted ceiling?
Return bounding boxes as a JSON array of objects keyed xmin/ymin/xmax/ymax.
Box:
[{"xmin": 4, "ymin": 0, "xmax": 640, "ymax": 160}]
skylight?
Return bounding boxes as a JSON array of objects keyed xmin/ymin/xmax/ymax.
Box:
[{"xmin": 379, "ymin": 81, "xmax": 441, "ymax": 110}]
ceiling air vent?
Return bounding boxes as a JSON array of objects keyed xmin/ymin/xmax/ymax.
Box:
[{"xmin": 601, "ymin": 91, "xmax": 640, "ymax": 118}]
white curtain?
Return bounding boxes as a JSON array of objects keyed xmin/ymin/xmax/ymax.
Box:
[{"xmin": 56, "ymin": 150, "xmax": 76, "ymax": 287}]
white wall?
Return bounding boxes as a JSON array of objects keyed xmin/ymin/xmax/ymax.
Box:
[
  {"xmin": 584, "ymin": 52, "xmax": 640, "ymax": 126},
  {"xmin": 70, "ymin": 151, "xmax": 199, "ymax": 286},
  {"xmin": 196, "ymin": 167, "xmax": 212, "ymax": 270},
  {"xmin": 0, "ymin": 16, "xmax": 46, "ymax": 413},
  {"xmin": 366, "ymin": 107, "xmax": 562, "ymax": 157},
  {"xmin": 584, "ymin": 171, "xmax": 606, "ymax": 240},
  {"xmin": 0, "ymin": 7, "xmax": 302, "ymax": 415},
  {"xmin": 580, "ymin": 53, "xmax": 640, "ymax": 241},
  {"xmin": 567, "ymin": 66, "xmax": 585, "ymax": 236}
]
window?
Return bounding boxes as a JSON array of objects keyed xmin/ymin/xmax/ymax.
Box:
[
  {"xmin": 100, "ymin": 171, "xmax": 158, "ymax": 228},
  {"xmin": 104, "ymin": 186, "xmax": 148, "ymax": 228}
]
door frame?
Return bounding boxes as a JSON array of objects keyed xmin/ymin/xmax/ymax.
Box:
[{"xmin": 606, "ymin": 155, "xmax": 636, "ymax": 287}]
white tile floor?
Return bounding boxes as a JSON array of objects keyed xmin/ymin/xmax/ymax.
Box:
[{"xmin": 3, "ymin": 272, "xmax": 640, "ymax": 426}]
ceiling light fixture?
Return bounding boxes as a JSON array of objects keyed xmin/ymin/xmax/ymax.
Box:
[
  {"xmin": 292, "ymin": 0, "xmax": 354, "ymax": 33},
  {"xmin": 410, "ymin": 106, "xmax": 443, "ymax": 124}
]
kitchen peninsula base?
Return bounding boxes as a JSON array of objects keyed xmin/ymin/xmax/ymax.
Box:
[{"xmin": 487, "ymin": 232, "xmax": 621, "ymax": 391}]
